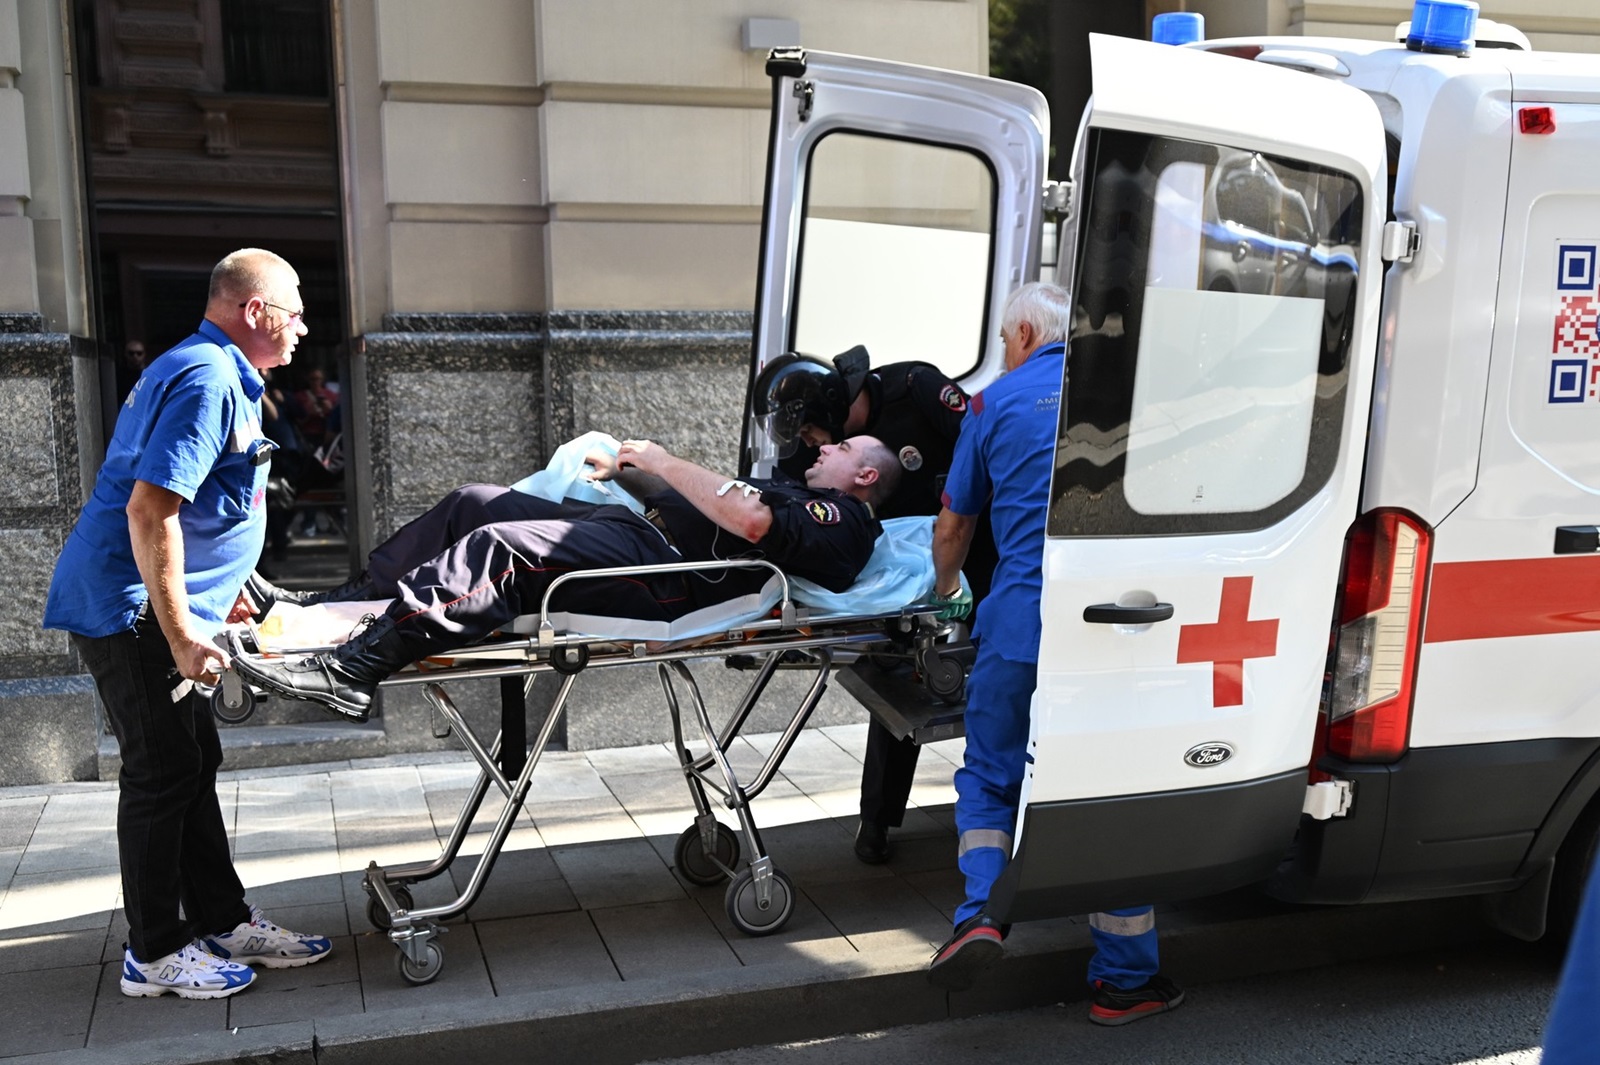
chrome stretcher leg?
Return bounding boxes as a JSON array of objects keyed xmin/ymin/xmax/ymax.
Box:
[
  {"xmin": 369, "ymin": 672, "xmax": 576, "ymax": 984},
  {"xmin": 361, "ymin": 683, "xmax": 508, "ymax": 932},
  {"xmin": 659, "ymin": 656, "xmax": 839, "ymax": 936}
]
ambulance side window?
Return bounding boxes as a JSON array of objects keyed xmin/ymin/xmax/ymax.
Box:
[
  {"xmin": 791, "ymin": 131, "xmax": 995, "ymax": 379},
  {"xmin": 1050, "ymin": 129, "xmax": 1364, "ymax": 536}
]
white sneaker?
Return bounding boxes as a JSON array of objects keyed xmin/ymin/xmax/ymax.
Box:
[
  {"xmin": 201, "ymin": 905, "xmax": 333, "ymax": 969},
  {"xmin": 120, "ymin": 942, "xmax": 256, "ymax": 999}
]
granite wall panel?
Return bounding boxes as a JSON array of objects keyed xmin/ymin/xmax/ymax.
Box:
[{"xmin": 0, "ymin": 377, "xmax": 59, "ymax": 507}]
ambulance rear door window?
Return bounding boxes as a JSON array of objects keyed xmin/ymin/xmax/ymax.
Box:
[{"xmin": 1050, "ymin": 128, "xmax": 1365, "ymax": 537}]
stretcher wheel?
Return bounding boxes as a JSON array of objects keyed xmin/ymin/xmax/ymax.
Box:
[
  {"xmin": 366, "ymin": 884, "xmax": 414, "ymax": 931},
  {"xmin": 551, "ymin": 644, "xmax": 589, "ymax": 675},
  {"xmin": 674, "ymin": 822, "xmax": 740, "ymax": 886},
  {"xmin": 921, "ymin": 653, "xmax": 965, "ymax": 704},
  {"xmin": 209, "ymin": 682, "xmax": 256, "ymax": 725},
  {"xmin": 395, "ymin": 940, "xmax": 443, "ymax": 985},
  {"xmin": 725, "ymin": 867, "xmax": 794, "ymax": 936}
]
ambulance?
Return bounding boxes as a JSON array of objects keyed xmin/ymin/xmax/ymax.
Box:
[{"xmin": 742, "ymin": 1, "xmax": 1600, "ymax": 940}]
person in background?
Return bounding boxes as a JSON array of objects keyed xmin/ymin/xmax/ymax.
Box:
[
  {"xmin": 115, "ymin": 339, "xmax": 148, "ymax": 406},
  {"xmin": 925, "ymin": 282, "xmax": 1183, "ymax": 1027},
  {"xmin": 293, "ymin": 367, "xmax": 338, "ymax": 449},
  {"xmin": 43, "ymin": 248, "xmax": 333, "ymax": 1001}
]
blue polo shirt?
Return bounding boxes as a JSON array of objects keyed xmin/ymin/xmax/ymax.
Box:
[
  {"xmin": 941, "ymin": 341, "xmax": 1065, "ymax": 664},
  {"xmin": 44, "ymin": 321, "xmax": 269, "ymax": 639}
]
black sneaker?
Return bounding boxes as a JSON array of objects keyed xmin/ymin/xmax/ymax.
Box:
[
  {"xmin": 1088, "ymin": 973, "xmax": 1185, "ymax": 1026},
  {"xmin": 927, "ymin": 912, "xmax": 1004, "ymax": 991}
]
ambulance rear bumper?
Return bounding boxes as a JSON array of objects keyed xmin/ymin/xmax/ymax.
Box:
[{"xmin": 988, "ymin": 769, "xmax": 1306, "ymax": 923}]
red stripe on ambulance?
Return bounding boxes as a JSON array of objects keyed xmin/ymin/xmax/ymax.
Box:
[{"xmin": 1423, "ymin": 555, "xmax": 1600, "ymax": 643}]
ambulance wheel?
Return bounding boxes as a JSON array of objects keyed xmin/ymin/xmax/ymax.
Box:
[
  {"xmin": 725, "ymin": 867, "xmax": 794, "ymax": 936},
  {"xmin": 395, "ymin": 940, "xmax": 443, "ymax": 985},
  {"xmin": 1549, "ymin": 800, "xmax": 1600, "ymax": 943},
  {"xmin": 674, "ymin": 822, "xmax": 740, "ymax": 886},
  {"xmin": 551, "ymin": 645, "xmax": 589, "ymax": 675},
  {"xmin": 366, "ymin": 884, "xmax": 414, "ymax": 931},
  {"xmin": 209, "ymin": 683, "xmax": 256, "ymax": 725}
]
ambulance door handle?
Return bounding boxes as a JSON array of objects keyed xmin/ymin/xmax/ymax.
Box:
[
  {"xmin": 1083, "ymin": 603, "xmax": 1175, "ymax": 625},
  {"xmin": 1554, "ymin": 526, "xmax": 1599, "ymax": 554}
]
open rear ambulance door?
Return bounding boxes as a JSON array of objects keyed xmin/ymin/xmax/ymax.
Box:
[
  {"xmin": 991, "ymin": 35, "xmax": 1390, "ymax": 922},
  {"xmin": 741, "ymin": 48, "xmax": 1049, "ymax": 476}
]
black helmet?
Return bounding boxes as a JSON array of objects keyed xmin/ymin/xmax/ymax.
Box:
[{"xmin": 751, "ymin": 352, "xmax": 851, "ymax": 457}]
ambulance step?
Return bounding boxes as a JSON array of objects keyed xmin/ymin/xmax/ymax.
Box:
[{"xmin": 836, "ymin": 659, "xmax": 966, "ymax": 745}]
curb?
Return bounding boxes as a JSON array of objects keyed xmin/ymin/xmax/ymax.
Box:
[{"xmin": 12, "ymin": 893, "xmax": 1494, "ymax": 1065}]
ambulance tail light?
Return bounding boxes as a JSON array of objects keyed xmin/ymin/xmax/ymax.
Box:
[{"xmin": 1323, "ymin": 509, "xmax": 1432, "ymax": 763}]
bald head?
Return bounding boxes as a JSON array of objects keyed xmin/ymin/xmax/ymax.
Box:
[
  {"xmin": 204, "ymin": 248, "xmax": 308, "ymax": 373},
  {"xmin": 208, "ymin": 248, "xmax": 297, "ymax": 307}
]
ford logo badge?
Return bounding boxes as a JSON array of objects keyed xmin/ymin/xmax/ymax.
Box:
[{"xmin": 1185, "ymin": 742, "xmax": 1233, "ymax": 768}]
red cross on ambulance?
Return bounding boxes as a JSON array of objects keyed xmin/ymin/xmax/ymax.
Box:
[{"xmin": 1176, "ymin": 576, "xmax": 1281, "ymax": 707}]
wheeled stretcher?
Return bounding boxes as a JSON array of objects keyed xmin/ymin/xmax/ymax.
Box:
[{"xmin": 215, "ymin": 552, "xmax": 967, "ymax": 986}]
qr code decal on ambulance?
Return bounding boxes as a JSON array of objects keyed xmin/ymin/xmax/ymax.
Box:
[{"xmin": 1549, "ymin": 242, "xmax": 1600, "ymax": 403}]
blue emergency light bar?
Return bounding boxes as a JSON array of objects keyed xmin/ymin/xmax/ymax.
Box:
[
  {"xmin": 1406, "ymin": 0, "xmax": 1478, "ymax": 56},
  {"xmin": 1152, "ymin": 12, "xmax": 1204, "ymax": 47}
]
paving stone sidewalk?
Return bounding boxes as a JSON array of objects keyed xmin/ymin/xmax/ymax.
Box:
[
  {"xmin": 0, "ymin": 720, "xmax": 1497, "ymax": 1065},
  {"xmin": 0, "ymin": 722, "xmax": 979, "ymax": 1060}
]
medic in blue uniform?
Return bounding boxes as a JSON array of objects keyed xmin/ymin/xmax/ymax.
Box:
[
  {"xmin": 925, "ymin": 282, "xmax": 1184, "ymax": 1027},
  {"xmin": 44, "ymin": 249, "xmax": 332, "ymax": 1000}
]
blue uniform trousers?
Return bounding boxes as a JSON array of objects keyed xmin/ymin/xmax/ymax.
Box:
[
  {"xmin": 953, "ymin": 650, "xmax": 1159, "ymax": 989},
  {"xmin": 1544, "ymin": 853, "xmax": 1600, "ymax": 1063}
]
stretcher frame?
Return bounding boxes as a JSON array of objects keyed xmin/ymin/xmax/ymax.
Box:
[{"xmin": 223, "ymin": 557, "xmax": 954, "ymax": 985}]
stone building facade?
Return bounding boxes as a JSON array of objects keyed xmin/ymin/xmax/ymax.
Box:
[{"xmin": 1, "ymin": 0, "xmax": 1596, "ymax": 784}]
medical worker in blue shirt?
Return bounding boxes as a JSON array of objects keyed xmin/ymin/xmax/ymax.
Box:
[
  {"xmin": 44, "ymin": 249, "xmax": 332, "ymax": 1000},
  {"xmin": 925, "ymin": 282, "xmax": 1183, "ymax": 1027}
]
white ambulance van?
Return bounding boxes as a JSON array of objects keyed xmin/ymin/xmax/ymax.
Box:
[{"xmin": 743, "ymin": 2, "xmax": 1600, "ymax": 940}]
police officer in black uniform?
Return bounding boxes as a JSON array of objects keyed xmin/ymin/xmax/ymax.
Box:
[
  {"xmin": 753, "ymin": 347, "xmax": 995, "ymax": 864},
  {"xmin": 237, "ymin": 436, "xmax": 901, "ymax": 720}
]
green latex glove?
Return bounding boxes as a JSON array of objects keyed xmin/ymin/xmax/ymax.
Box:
[{"xmin": 934, "ymin": 586, "xmax": 973, "ymax": 622}]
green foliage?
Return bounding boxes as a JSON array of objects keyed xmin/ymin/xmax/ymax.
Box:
[{"xmin": 990, "ymin": 0, "xmax": 1052, "ymax": 92}]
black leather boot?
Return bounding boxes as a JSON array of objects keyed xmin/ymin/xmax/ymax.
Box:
[
  {"xmin": 296, "ymin": 571, "xmax": 378, "ymax": 606},
  {"xmin": 234, "ymin": 614, "xmax": 410, "ymax": 721},
  {"xmin": 244, "ymin": 570, "xmax": 318, "ymax": 620}
]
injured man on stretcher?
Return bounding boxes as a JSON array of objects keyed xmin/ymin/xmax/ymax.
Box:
[{"xmin": 236, "ymin": 435, "xmax": 902, "ymax": 721}]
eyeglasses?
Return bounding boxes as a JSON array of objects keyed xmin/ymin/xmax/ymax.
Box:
[{"xmin": 240, "ymin": 299, "xmax": 306, "ymax": 323}]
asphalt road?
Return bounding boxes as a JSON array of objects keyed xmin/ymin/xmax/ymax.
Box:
[{"xmin": 645, "ymin": 938, "xmax": 1563, "ymax": 1065}]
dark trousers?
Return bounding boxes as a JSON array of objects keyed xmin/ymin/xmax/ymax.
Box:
[
  {"xmin": 71, "ymin": 611, "xmax": 249, "ymax": 962},
  {"xmin": 859, "ymin": 722, "xmax": 919, "ymax": 827},
  {"xmin": 365, "ymin": 486, "xmax": 692, "ymax": 659}
]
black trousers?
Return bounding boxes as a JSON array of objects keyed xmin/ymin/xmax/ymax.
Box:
[
  {"xmin": 364, "ymin": 486, "xmax": 692, "ymax": 659},
  {"xmin": 71, "ymin": 610, "xmax": 250, "ymax": 962},
  {"xmin": 859, "ymin": 723, "xmax": 919, "ymax": 827}
]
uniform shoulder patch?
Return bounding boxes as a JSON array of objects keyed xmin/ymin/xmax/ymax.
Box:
[
  {"xmin": 805, "ymin": 499, "xmax": 841, "ymax": 525},
  {"xmin": 939, "ymin": 384, "xmax": 968, "ymax": 412}
]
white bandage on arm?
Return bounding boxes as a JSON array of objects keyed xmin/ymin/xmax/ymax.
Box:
[{"xmin": 716, "ymin": 479, "xmax": 761, "ymax": 499}]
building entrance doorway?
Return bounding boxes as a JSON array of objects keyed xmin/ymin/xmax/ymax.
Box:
[{"xmin": 73, "ymin": 0, "xmax": 353, "ymax": 586}]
